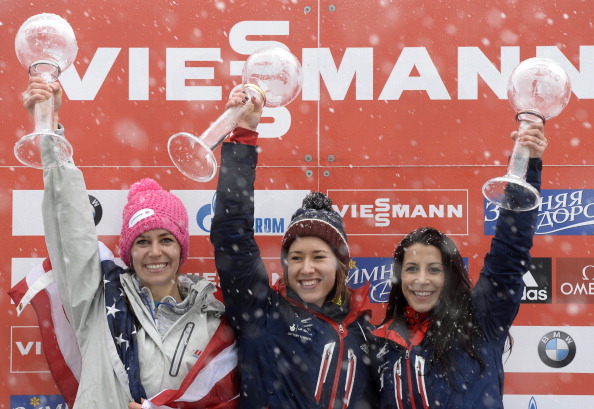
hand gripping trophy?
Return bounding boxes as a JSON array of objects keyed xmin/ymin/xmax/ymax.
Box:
[
  {"xmin": 482, "ymin": 57, "xmax": 571, "ymax": 211},
  {"xmin": 15, "ymin": 13, "xmax": 78, "ymax": 168},
  {"xmin": 168, "ymin": 46, "xmax": 303, "ymax": 182}
]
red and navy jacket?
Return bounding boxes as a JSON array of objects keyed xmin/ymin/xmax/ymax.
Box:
[
  {"xmin": 373, "ymin": 158, "xmax": 542, "ymax": 409},
  {"xmin": 211, "ymin": 140, "xmax": 380, "ymax": 409}
]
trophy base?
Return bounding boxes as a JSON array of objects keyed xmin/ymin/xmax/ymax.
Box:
[
  {"xmin": 168, "ymin": 132, "xmax": 217, "ymax": 182},
  {"xmin": 14, "ymin": 132, "xmax": 73, "ymax": 169},
  {"xmin": 482, "ymin": 175, "xmax": 540, "ymax": 212}
]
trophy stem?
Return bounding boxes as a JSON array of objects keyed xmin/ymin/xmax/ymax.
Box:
[
  {"xmin": 482, "ymin": 115, "xmax": 543, "ymax": 212},
  {"xmin": 506, "ymin": 113, "xmax": 543, "ymax": 181},
  {"xmin": 168, "ymin": 84, "xmax": 267, "ymax": 182},
  {"xmin": 199, "ymin": 106, "xmax": 244, "ymax": 150},
  {"xmin": 505, "ymin": 130, "xmax": 531, "ymax": 181},
  {"xmin": 15, "ymin": 82, "xmax": 72, "ymax": 169},
  {"xmin": 34, "ymin": 94, "xmax": 55, "ymax": 132},
  {"xmin": 199, "ymin": 85, "xmax": 264, "ymax": 150}
]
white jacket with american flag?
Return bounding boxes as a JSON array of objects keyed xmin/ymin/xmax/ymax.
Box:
[{"xmin": 10, "ymin": 128, "xmax": 239, "ymax": 409}]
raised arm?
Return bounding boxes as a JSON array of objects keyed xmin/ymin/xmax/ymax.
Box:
[
  {"xmin": 473, "ymin": 123, "xmax": 546, "ymax": 339},
  {"xmin": 209, "ymin": 89, "xmax": 270, "ymax": 331},
  {"xmin": 25, "ymin": 77, "xmax": 104, "ymax": 333}
]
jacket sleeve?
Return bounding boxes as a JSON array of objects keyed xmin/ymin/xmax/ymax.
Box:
[
  {"xmin": 41, "ymin": 128, "xmax": 103, "ymax": 335},
  {"xmin": 473, "ymin": 157, "xmax": 542, "ymax": 341},
  {"xmin": 210, "ymin": 142, "xmax": 273, "ymax": 333}
]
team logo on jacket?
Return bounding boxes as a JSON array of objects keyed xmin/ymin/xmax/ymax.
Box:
[
  {"xmin": 538, "ymin": 331, "xmax": 576, "ymax": 368},
  {"xmin": 376, "ymin": 343, "xmax": 389, "ymax": 360},
  {"xmin": 288, "ymin": 317, "xmax": 313, "ymax": 342}
]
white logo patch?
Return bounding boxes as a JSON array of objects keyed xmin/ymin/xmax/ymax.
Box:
[{"xmin": 129, "ymin": 208, "xmax": 155, "ymax": 228}]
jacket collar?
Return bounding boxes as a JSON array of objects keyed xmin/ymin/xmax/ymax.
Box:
[
  {"xmin": 272, "ymin": 278, "xmax": 373, "ymax": 323},
  {"xmin": 374, "ymin": 309, "xmax": 430, "ymax": 348}
]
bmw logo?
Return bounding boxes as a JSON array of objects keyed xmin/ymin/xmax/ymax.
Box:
[{"xmin": 537, "ymin": 331, "xmax": 576, "ymax": 368}]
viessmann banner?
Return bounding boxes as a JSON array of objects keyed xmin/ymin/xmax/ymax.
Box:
[{"xmin": 3, "ymin": 0, "xmax": 594, "ymax": 406}]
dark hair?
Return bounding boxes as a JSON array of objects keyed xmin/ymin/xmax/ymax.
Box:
[{"xmin": 384, "ymin": 227, "xmax": 487, "ymax": 376}]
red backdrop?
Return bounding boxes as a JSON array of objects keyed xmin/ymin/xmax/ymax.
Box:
[{"xmin": 2, "ymin": 1, "xmax": 594, "ymax": 408}]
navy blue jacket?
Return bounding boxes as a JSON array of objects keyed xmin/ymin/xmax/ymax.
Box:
[
  {"xmin": 373, "ymin": 158, "xmax": 542, "ymax": 409},
  {"xmin": 211, "ymin": 142, "xmax": 380, "ymax": 409}
]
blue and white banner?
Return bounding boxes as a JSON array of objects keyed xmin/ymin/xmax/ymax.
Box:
[{"xmin": 485, "ymin": 189, "xmax": 594, "ymax": 236}]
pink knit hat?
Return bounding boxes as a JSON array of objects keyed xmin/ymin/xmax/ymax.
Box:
[{"xmin": 119, "ymin": 178, "xmax": 189, "ymax": 267}]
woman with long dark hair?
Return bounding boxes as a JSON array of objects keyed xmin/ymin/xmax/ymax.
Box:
[{"xmin": 375, "ymin": 123, "xmax": 546, "ymax": 409}]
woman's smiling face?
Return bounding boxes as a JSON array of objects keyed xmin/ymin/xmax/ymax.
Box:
[
  {"xmin": 401, "ymin": 243, "xmax": 445, "ymax": 313},
  {"xmin": 131, "ymin": 228, "xmax": 181, "ymax": 298},
  {"xmin": 286, "ymin": 236, "xmax": 338, "ymax": 307}
]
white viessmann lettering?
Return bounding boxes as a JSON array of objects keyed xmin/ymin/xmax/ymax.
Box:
[
  {"xmin": 335, "ymin": 198, "xmax": 463, "ymax": 227},
  {"xmin": 57, "ymin": 20, "xmax": 594, "ymax": 104}
]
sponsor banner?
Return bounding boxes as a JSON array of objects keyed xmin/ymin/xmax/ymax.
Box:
[
  {"xmin": 503, "ymin": 394, "xmax": 594, "ymax": 408},
  {"xmin": 521, "ymin": 258, "xmax": 552, "ymax": 304},
  {"xmin": 10, "ymin": 395, "xmax": 67, "ymax": 409},
  {"xmin": 174, "ymin": 189, "xmax": 309, "ymax": 235},
  {"xmin": 4, "ymin": 0, "xmax": 594, "ymax": 404},
  {"xmin": 13, "ymin": 189, "xmax": 308, "ymax": 237},
  {"xmin": 12, "ymin": 190, "xmax": 43, "ymax": 236},
  {"xmin": 556, "ymin": 258, "xmax": 594, "ymax": 304},
  {"xmin": 12, "ymin": 190, "xmax": 126, "ymax": 236},
  {"xmin": 10, "ymin": 327, "xmax": 50, "ymax": 374},
  {"xmin": 328, "ymin": 189, "xmax": 468, "ymax": 236},
  {"xmin": 505, "ymin": 326, "xmax": 592, "ymax": 373},
  {"xmin": 485, "ymin": 189, "xmax": 594, "ymax": 235},
  {"xmin": 348, "ymin": 257, "xmax": 393, "ymax": 303}
]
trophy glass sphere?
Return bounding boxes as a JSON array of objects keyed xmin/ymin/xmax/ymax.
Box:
[
  {"xmin": 482, "ymin": 57, "xmax": 571, "ymax": 211},
  {"xmin": 241, "ymin": 46, "xmax": 303, "ymax": 108},
  {"xmin": 168, "ymin": 46, "xmax": 303, "ymax": 182},
  {"xmin": 14, "ymin": 13, "xmax": 78, "ymax": 169}
]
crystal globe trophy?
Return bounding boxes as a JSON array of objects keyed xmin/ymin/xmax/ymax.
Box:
[
  {"xmin": 14, "ymin": 13, "xmax": 78, "ymax": 168},
  {"xmin": 482, "ymin": 57, "xmax": 571, "ymax": 211},
  {"xmin": 168, "ymin": 46, "xmax": 303, "ymax": 182}
]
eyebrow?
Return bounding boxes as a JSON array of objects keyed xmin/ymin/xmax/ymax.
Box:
[
  {"xmin": 404, "ymin": 261, "xmax": 443, "ymax": 266},
  {"xmin": 288, "ymin": 249, "xmax": 330, "ymax": 255},
  {"xmin": 136, "ymin": 232, "xmax": 174, "ymax": 240}
]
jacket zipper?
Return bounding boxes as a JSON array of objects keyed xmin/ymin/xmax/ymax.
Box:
[
  {"xmin": 405, "ymin": 348, "xmax": 418, "ymax": 409},
  {"xmin": 327, "ymin": 323, "xmax": 346, "ymax": 409},
  {"xmin": 169, "ymin": 322, "xmax": 195, "ymax": 376}
]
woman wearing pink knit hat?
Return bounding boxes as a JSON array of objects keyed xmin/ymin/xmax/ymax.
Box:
[{"xmin": 23, "ymin": 77, "xmax": 238, "ymax": 409}]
